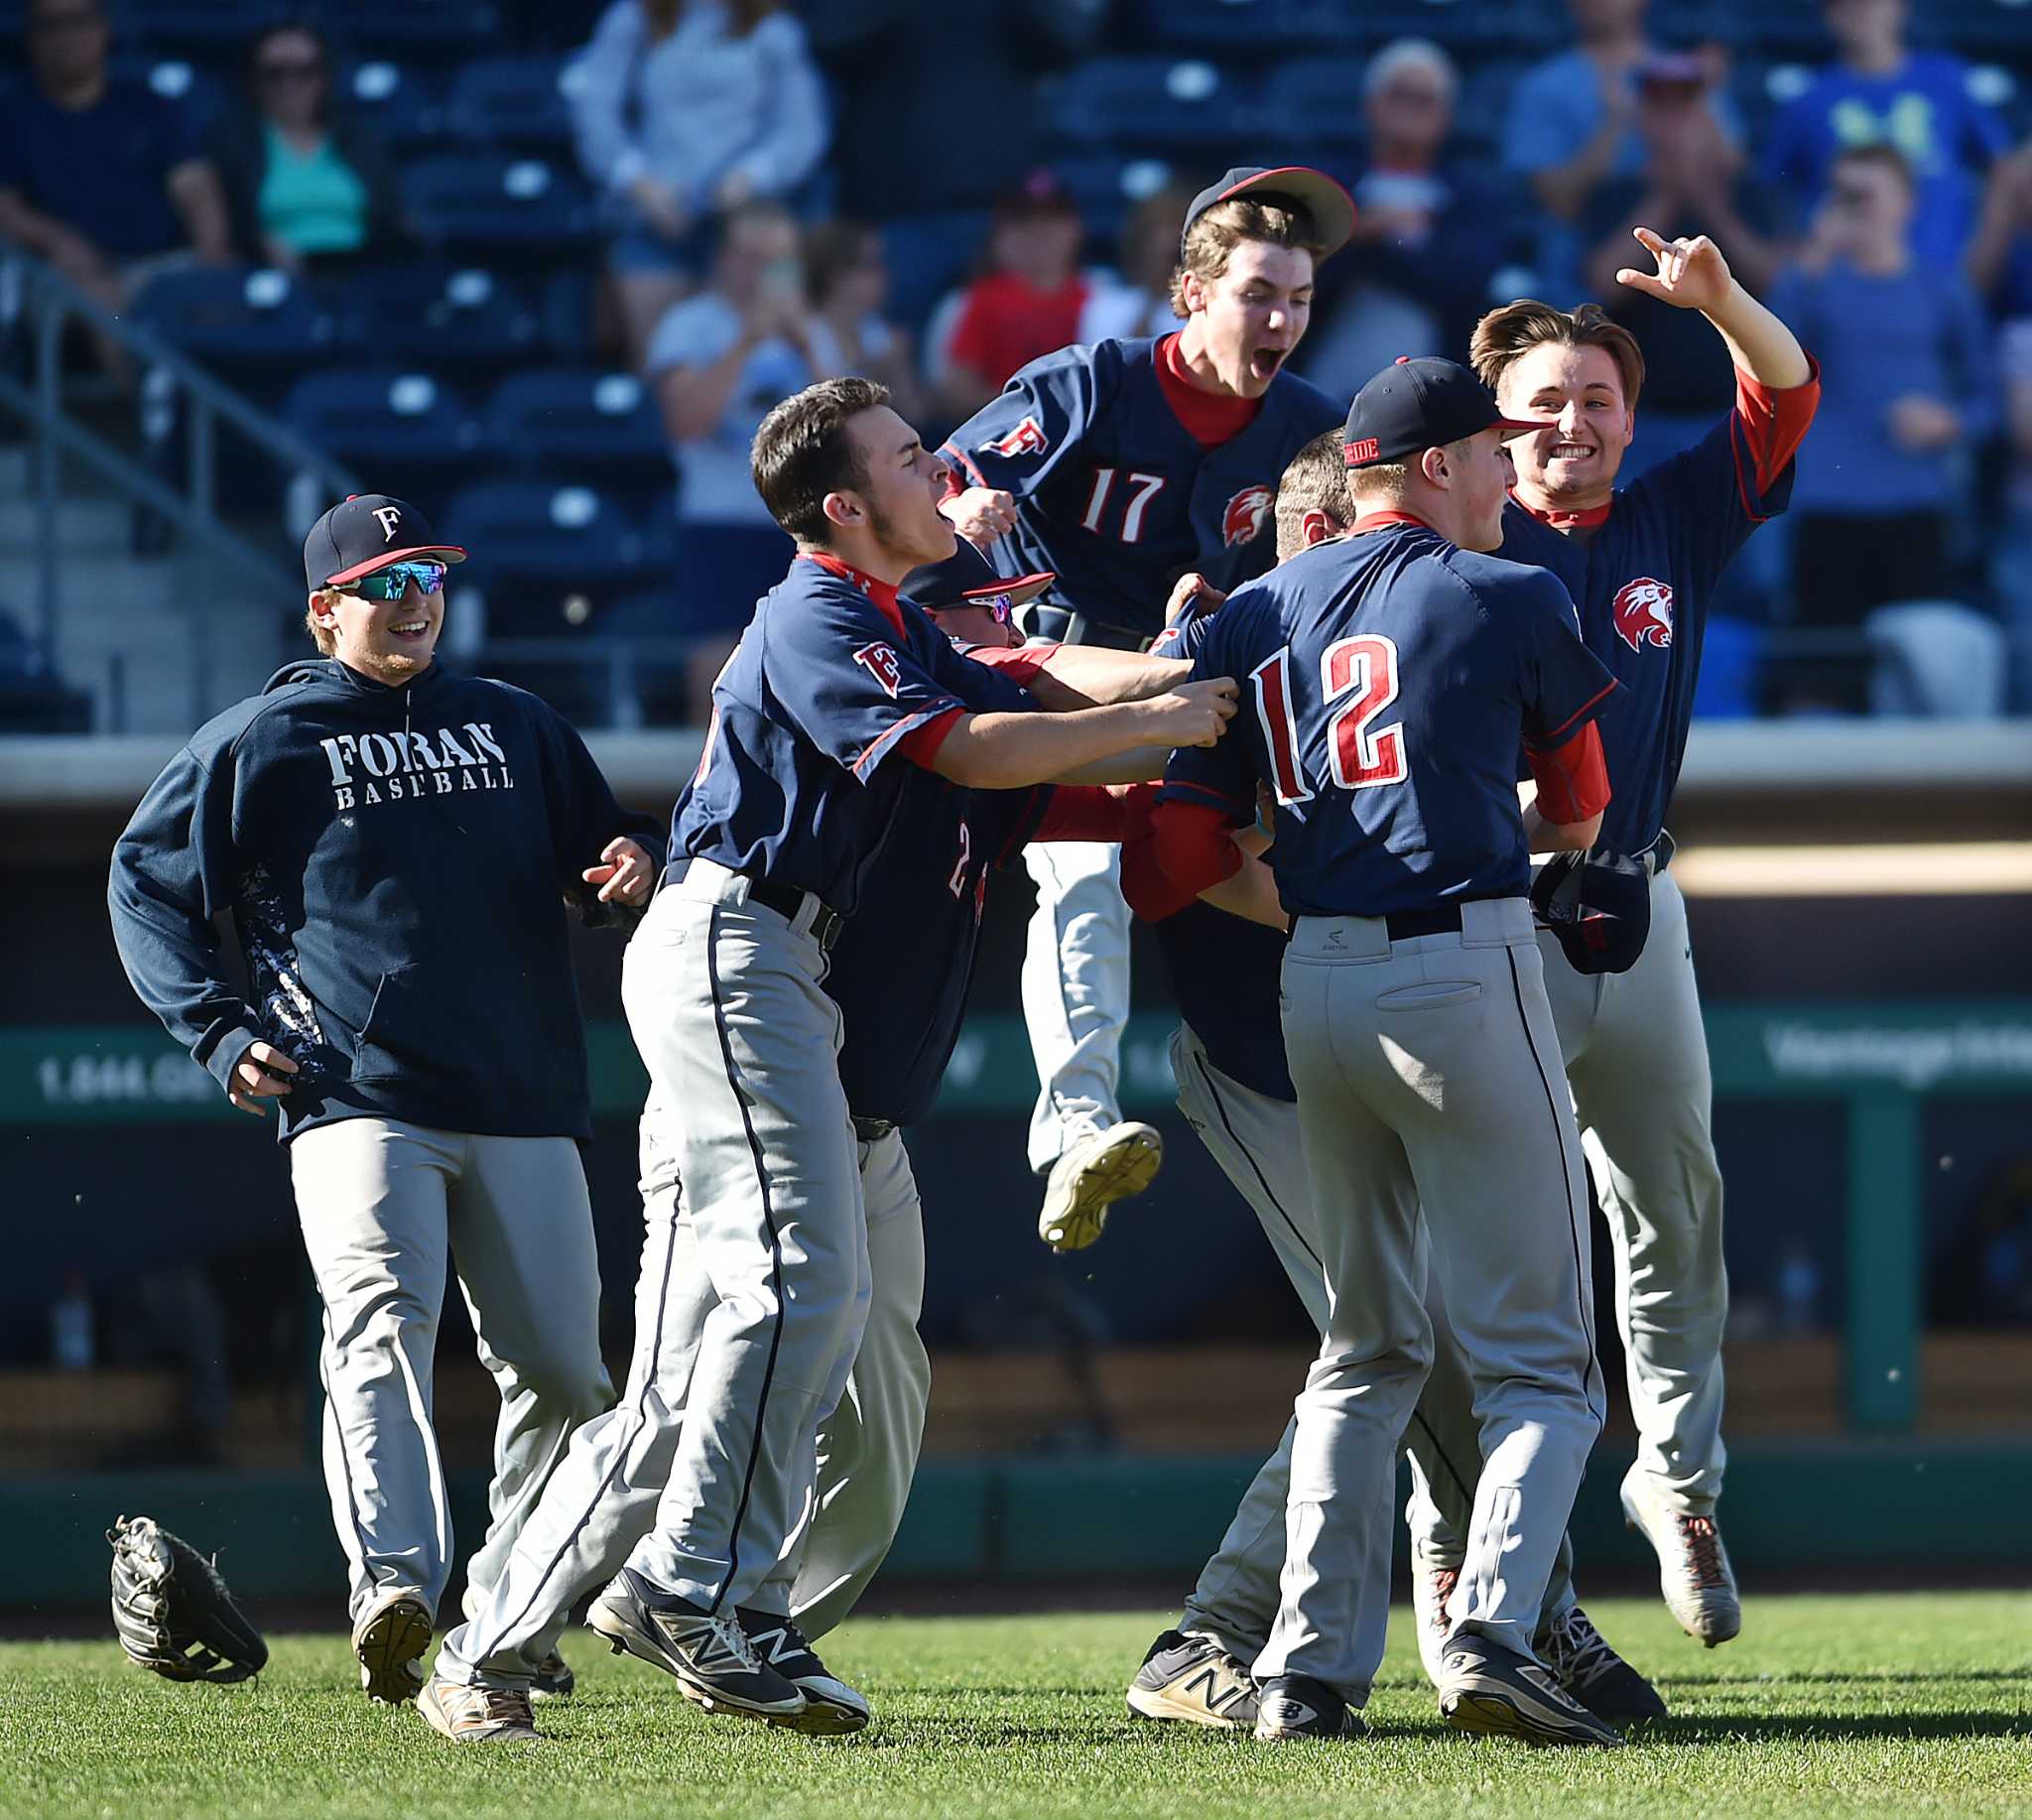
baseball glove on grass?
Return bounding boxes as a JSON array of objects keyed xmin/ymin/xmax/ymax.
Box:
[{"xmin": 108, "ymin": 1513, "xmax": 268, "ymax": 1685}]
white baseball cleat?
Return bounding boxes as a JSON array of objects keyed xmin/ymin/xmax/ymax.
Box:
[
  {"xmin": 1620, "ymin": 1462, "xmax": 1741, "ymax": 1646},
  {"xmin": 1410, "ymin": 1544, "xmax": 1460, "ymax": 1690},
  {"xmin": 352, "ymin": 1590, "xmax": 432, "ymax": 1704},
  {"xmin": 417, "ymin": 1672, "xmax": 540, "ymax": 1743},
  {"xmin": 1038, "ymin": 1121, "xmax": 1163, "ymax": 1251}
]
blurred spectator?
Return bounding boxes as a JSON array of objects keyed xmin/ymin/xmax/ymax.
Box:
[
  {"xmin": 648, "ymin": 200, "xmax": 842, "ymax": 525},
  {"xmin": 1080, "ymin": 179, "xmax": 1201, "ymax": 345},
  {"xmin": 936, "ymin": 173, "xmax": 1090, "ymax": 423},
  {"xmin": 1966, "ymin": 136, "xmax": 2032, "ymax": 310},
  {"xmin": 204, "ymin": 21, "xmax": 406, "ymax": 275},
  {"xmin": 1503, "ymin": 0, "xmax": 1738, "ymax": 298},
  {"xmin": 1765, "ymin": 145, "xmax": 1995, "ymax": 710},
  {"xmin": 1990, "ymin": 317, "xmax": 2032, "ymax": 709},
  {"xmin": 1581, "ymin": 53, "xmax": 1780, "ymax": 473},
  {"xmin": 571, "ymin": 0, "xmax": 828, "ymax": 369},
  {"xmin": 1762, "ymin": 0, "xmax": 2007, "ymax": 269},
  {"xmin": 805, "ymin": 216, "xmax": 925, "ymax": 425},
  {"xmin": 1303, "ymin": 40, "xmax": 1523, "ymax": 396},
  {"xmin": 1930, "ymin": 1155, "xmax": 2032, "ymax": 1324},
  {"xmin": 0, "ymin": 0, "xmax": 228, "ymax": 318}
]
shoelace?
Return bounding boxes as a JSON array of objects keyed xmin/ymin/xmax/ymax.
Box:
[
  {"xmin": 1677, "ymin": 1514, "xmax": 1729, "ymax": 1590},
  {"xmin": 1428, "ymin": 1566, "xmax": 1460, "ymax": 1641},
  {"xmin": 713, "ymin": 1614, "xmax": 768, "ymax": 1674},
  {"xmin": 1544, "ymin": 1608, "xmax": 1618, "ymax": 1690}
]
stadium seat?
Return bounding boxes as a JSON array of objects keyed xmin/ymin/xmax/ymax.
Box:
[
  {"xmin": 539, "ymin": 268, "xmax": 598, "ymax": 361},
  {"xmin": 1127, "ymin": 0, "xmax": 1349, "ymax": 55},
  {"xmin": 281, "ymin": 368, "xmax": 483, "ymax": 503},
  {"xmin": 110, "ymin": 55, "xmax": 226, "ymax": 135},
  {"xmin": 668, "ymin": 522, "xmax": 794, "ymax": 637},
  {"xmin": 322, "ymin": 1, "xmax": 503, "ymax": 58},
  {"xmin": 1049, "ymin": 156, "xmax": 1182, "ymax": 244},
  {"xmin": 1909, "ymin": 0, "xmax": 2032, "ymax": 53},
  {"xmin": 1455, "ymin": 60, "xmax": 1532, "ymax": 160},
  {"xmin": 341, "ymin": 62, "xmax": 458, "ymax": 159},
  {"xmin": 1047, "ymin": 57, "xmax": 1258, "ymax": 152},
  {"xmin": 445, "ymin": 479, "xmax": 675, "ymax": 637},
  {"xmin": 124, "ymin": 0, "xmax": 292, "ymax": 58},
  {"xmin": 0, "ymin": 607, "xmax": 91, "ymax": 733},
  {"xmin": 448, "ymin": 54, "xmax": 584, "ymax": 153},
  {"xmin": 334, "ymin": 265, "xmax": 543, "ymax": 379},
  {"xmin": 1260, "ymin": 59, "xmax": 1372, "ymax": 153},
  {"xmin": 1691, "ymin": 615, "xmax": 1762, "ymax": 720},
  {"xmin": 131, "ymin": 267, "xmax": 340, "ymax": 379},
  {"xmin": 484, "ymin": 368, "xmax": 667, "ymax": 483},
  {"xmin": 402, "ymin": 154, "xmax": 600, "ymax": 259}
]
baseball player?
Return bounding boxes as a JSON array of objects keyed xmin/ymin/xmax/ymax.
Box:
[
  {"xmin": 1149, "ymin": 358, "xmax": 1624, "ymax": 1747},
  {"xmin": 937, "ymin": 166, "xmax": 1353, "ymax": 1255},
  {"xmin": 1402, "ymin": 230, "xmax": 1818, "ymax": 1646},
  {"xmin": 107, "ymin": 494, "xmax": 663, "ymax": 1705},
  {"xmin": 1119, "ymin": 432, "xmax": 1663, "ymax": 1734},
  {"xmin": 418, "ymin": 376, "xmax": 1237, "ymax": 1742}
]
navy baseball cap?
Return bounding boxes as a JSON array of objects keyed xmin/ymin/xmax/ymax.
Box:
[
  {"xmin": 1180, "ymin": 165, "xmax": 1356, "ymax": 260},
  {"xmin": 900, "ymin": 540, "xmax": 1056, "ymax": 617},
  {"xmin": 1531, "ymin": 845, "xmax": 1652, "ymax": 975},
  {"xmin": 1343, "ymin": 357, "xmax": 1550, "ymax": 468},
  {"xmin": 304, "ymin": 493, "xmax": 466, "ymax": 591}
]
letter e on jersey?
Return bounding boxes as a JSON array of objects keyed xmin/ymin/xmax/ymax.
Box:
[
  {"xmin": 853, "ymin": 641, "xmax": 905, "ymax": 698},
  {"xmin": 1611, "ymin": 577, "xmax": 1675, "ymax": 652}
]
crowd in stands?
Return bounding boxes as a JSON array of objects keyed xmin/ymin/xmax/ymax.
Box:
[{"xmin": 4, "ymin": 0, "xmax": 2032, "ymax": 719}]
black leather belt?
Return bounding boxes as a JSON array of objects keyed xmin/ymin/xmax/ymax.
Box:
[
  {"xmin": 670, "ymin": 860, "xmax": 845, "ymax": 952},
  {"xmin": 852, "ymin": 1116, "xmax": 895, "ymax": 1141},
  {"xmin": 1384, "ymin": 905, "xmax": 1464, "ymax": 941}
]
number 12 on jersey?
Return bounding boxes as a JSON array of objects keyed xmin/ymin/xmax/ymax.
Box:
[{"xmin": 1250, "ymin": 635, "xmax": 1407, "ymax": 805}]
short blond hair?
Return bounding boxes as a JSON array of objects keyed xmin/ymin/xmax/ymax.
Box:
[
  {"xmin": 1273, "ymin": 431, "xmax": 1353, "ymax": 561},
  {"xmin": 1170, "ymin": 197, "xmax": 1324, "ymax": 318},
  {"xmin": 305, "ymin": 588, "xmax": 338, "ymax": 655}
]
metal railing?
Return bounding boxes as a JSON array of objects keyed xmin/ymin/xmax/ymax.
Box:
[{"xmin": 0, "ymin": 245, "xmax": 360, "ymax": 726}]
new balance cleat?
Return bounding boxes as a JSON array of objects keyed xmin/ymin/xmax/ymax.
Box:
[
  {"xmin": 1437, "ymin": 1632, "xmax": 1624, "ymax": 1749},
  {"xmin": 417, "ymin": 1672, "xmax": 540, "ymax": 1743},
  {"xmin": 1126, "ymin": 1629, "xmax": 1259, "ymax": 1731},
  {"xmin": 736, "ymin": 1611, "xmax": 871, "ymax": 1736},
  {"xmin": 1620, "ymin": 1463, "xmax": 1741, "ymax": 1646},
  {"xmin": 585, "ymin": 1568, "xmax": 806, "ymax": 1723},
  {"xmin": 352, "ymin": 1590, "xmax": 432, "ymax": 1705},
  {"xmin": 1039, "ymin": 1122, "xmax": 1163, "ymax": 1250},
  {"xmin": 1538, "ymin": 1604, "xmax": 1668, "ymax": 1724},
  {"xmin": 1253, "ymin": 1673, "xmax": 1368, "ymax": 1741}
]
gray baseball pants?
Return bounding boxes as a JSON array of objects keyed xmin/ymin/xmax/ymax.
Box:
[
  {"xmin": 289, "ymin": 1117, "xmax": 612, "ymax": 1626},
  {"xmin": 1255, "ymin": 899, "xmax": 1604, "ymax": 1703},
  {"xmin": 1409, "ymin": 867, "xmax": 1726, "ymax": 1561},
  {"xmin": 436, "ymin": 1115, "xmax": 929, "ymax": 1687},
  {"xmin": 1020, "ymin": 841, "xmax": 1132, "ymax": 1173},
  {"xmin": 1166, "ymin": 1023, "xmax": 1578, "ymax": 1663}
]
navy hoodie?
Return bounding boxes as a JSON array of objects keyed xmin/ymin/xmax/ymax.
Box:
[{"xmin": 108, "ymin": 658, "xmax": 666, "ymax": 1141}]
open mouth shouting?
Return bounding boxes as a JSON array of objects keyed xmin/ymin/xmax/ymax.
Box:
[{"xmin": 1247, "ymin": 344, "xmax": 1290, "ymax": 384}]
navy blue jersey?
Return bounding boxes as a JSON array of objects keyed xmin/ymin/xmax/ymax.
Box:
[
  {"xmin": 1497, "ymin": 397, "xmax": 1800, "ymax": 853},
  {"xmin": 829, "ymin": 771, "xmax": 1051, "ymax": 1127},
  {"xmin": 940, "ymin": 336, "xmax": 1341, "ymax": 642},
  {"xmin": 671, "ymin": 555, "xmax": 1035, "ymax": 915},
  {"xmin": 1164, "ymin": 523, "xmax": 1616, "ymax": 919},
  {"xmin": 1147, "ymin": 590, "xmax": 1292, "ymax": 1100}
]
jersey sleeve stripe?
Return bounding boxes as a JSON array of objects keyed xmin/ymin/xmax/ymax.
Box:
[
  {"xmin": 940, "ymin": 442, "xmax": 988, "ymax": 490},
  {"xmin": 1527, "ymin": 677, "xmax": 1619, "ymax": 747},
  {"xmin": 850, "ymin": 699, "xmax": 966, "ymax": 780}
]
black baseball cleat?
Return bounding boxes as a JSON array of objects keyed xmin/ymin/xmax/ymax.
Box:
[
  {"xmin": 1126, "ymin": 1629, "xmax": 1259, "ymax": 1731},
  {"xmin": 1438, "ymin": 1632, "xmax": 1624, "ymax": 1748},
  {"xmin": 529, "ymin": 1649, "xmax": 575, "ymax": 1701},
  {"xmin": 735, "ymin": 1610, "xmax": 872, "ymax": 1736},
  {"xmin": 1253, "ymin": 1673, "xmax": 1369, "ymax": 1742},
  {"xmin": 1538, "ymin": 1604, "xmax": 1668, "ymax": 1725},
  {"xmin": 584, "ymin": 1568, "xmax": 807, "ymax": 1724}
]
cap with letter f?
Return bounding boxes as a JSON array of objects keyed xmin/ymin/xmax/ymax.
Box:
[
  {"xmin": 1342, "ymin": 356, "xmax": 1550, "ymax": 468},
  {"xmin": 304, "ymin": 493, "xmax": 467, "ymax": 592}
]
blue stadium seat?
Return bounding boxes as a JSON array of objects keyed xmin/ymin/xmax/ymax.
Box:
[
  {"xmin": 322, "ymin": 1, "xmax": 503, "ymax": 58},
  {"xmin": 484, "ymin": 369, "xmax": 668, "ymax": 489},
  {"xmin": 341, "ymin": 61, "xmax": 458, "ymax": 159},
  {"xmin": 131, "ymin": 267, "xmax": 340, "ymax": 377},
  {"xmin": 403, "ymin": 154, "xmax": 600, "ymax": 258},
  {"xmin": 1047, "ymin": 57, "xmax": 1258, "ymax": 152},
  {"xmin": 539, "ymin": 269, "xmax": 598, "ymax": 361},
  {"xmin": 336, "ymin": 265, "xmax": 543, "ymax": 378},
  {"xmin": 668, "ymin": 523, "xmax": 795, "ymax": 636},
  {"xmin": 124, "ymin": 1, "xmax": 292, "ymax": 57},
  {"xmin": 1129, "ymin": 0, "xmax": 1350, "ymax": 55},
  {"xmin": 110, "ymin": 55, "xmax": 226, "ymax": 135},
  {"xmin": 1456, "ymin": 60, "xmax": 1532, "ymax": 160},
  {"xmin": 1907, "ymin": 0, "xmax": 2032, "ymax": 53},
  {"xmin": 1260, "ymin": 59, "xmax": 1371, "ymax": 152},
  {"xmin": 1050, "ymin": 156, "xmax": 1185, "ymax": 244},
  {"xmin": 446, "ymin": 480, "xmax": 676, "ymax": 637},
  {"xmin": 448, "ymin": 54, "xmax": 583, "ymax": 153},
  {"xmin": 281, "ymin": 368, "xmax": 483, "ymax": 502}
]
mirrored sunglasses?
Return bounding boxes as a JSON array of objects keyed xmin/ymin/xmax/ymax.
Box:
[{"xmin": 349, "ymin": 561, "xmax": 446, "ymax": 601}]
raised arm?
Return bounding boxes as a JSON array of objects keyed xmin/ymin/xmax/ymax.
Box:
[{"xmin": 1614, "ymin": 227, "xmax": 1812, "ymax": 389}]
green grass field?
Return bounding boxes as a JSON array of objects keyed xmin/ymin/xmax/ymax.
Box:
[{"xmin": 10, "ymin": 1592, "xmax": 2031, "ymax": 1820}]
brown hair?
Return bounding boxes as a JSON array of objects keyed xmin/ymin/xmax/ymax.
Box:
[
  {"xmin": 804, "ymin": 217, "xmax": 877, "ymax": 311},
  {"xmin": 1170, "ymin": 197, "xmax": 1324, "ymax": 318},
  {"xmin": 1833, "ymin": 140, "xmax": 1916, "ymax": 194},
  {"xmin": 1274, "ymin": 430, "xmax": 1353, "ymax": 561},
  {"xmin": 1469, "ymin": 299, "xmax": 1646, "ymax": 411},
  {"xmin": 751, "ymin": 375, "xmax": 891, "ymax": 545},
  {"xmin": 643, "ymin": 0, "xmax": 779, "ymax": 38},
  {"xmin": 305, "ymin": 589, "xmax": 337, "ymax": 655}
]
